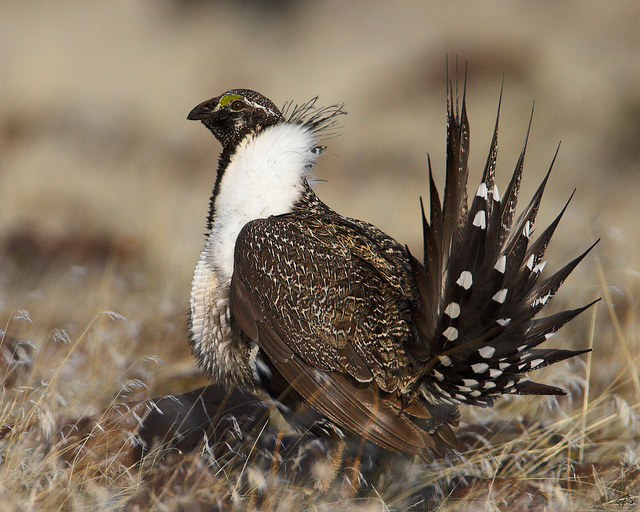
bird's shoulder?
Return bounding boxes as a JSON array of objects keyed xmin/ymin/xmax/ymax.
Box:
[{"xmin": 238, "ymin": 197, "xmax": 415, "ymax": 296}]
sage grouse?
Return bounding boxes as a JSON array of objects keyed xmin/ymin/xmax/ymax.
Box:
[{"xmin": 187, "ymin": 86, "xmax": 595, "ymax": 457}]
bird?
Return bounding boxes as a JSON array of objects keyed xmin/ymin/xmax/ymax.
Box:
[{"xmin": 186, "ymin": 84, "xmax": 596, "ymax": 458}]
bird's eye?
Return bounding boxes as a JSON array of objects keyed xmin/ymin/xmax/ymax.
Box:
[{"xmin": 230, "ymin": 100, "xmax": 245, "ymax": 111}]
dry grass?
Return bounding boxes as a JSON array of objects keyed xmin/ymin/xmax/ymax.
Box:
[
  {"xmin": 2, "ymin": 1, "xmax": 640, "ymax": 510},
  {"xmin": 2, "ymin": 287, "xmax": 640, "ymax": 511}
]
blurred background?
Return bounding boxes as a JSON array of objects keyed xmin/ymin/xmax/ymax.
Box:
[{"xmin": 1, "ymin": 1, "xmax": 639, "ymax": 403}]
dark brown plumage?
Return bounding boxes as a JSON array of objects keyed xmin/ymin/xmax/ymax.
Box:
[{"xmin": 187, "ymin": 83, "xmax": 595, "ymax": 458}]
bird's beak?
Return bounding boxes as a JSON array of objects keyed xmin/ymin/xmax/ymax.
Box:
[
  {"xmin": 187, "ymin": 103, "xmax": 207, "ymax": 121},
  {"xmin": 187, "ymin": 97, "xmax": 220, "ymax": 121}
]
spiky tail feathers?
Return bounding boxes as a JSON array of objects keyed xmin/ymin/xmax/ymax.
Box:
[{"xmin": 408, "ymin": 85, "xmax": 597, "ymax": 409}]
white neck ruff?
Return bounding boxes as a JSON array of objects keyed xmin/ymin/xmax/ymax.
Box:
[{"xmin": 206, "ymin": 122, "xmax": 318, "ymax": 283}]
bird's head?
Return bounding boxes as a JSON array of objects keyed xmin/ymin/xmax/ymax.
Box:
[{"xmin": 187, "ymin": 89, "xmax": 284, "ymax": 149}]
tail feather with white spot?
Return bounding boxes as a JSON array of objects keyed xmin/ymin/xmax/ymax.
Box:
[{"xmin": 408, "ymin": 83, "xmax": 597, "ymax": 408}]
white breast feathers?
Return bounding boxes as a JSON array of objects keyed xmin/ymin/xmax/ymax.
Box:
[{"xmin": 207, "ymin": 122, "xmax": 319, "ymax": 283}]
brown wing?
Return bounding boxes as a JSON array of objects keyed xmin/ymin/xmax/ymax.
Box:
[{"xmin": 229, "ymin": 214, "xmax": 441, "ymax": 455}]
